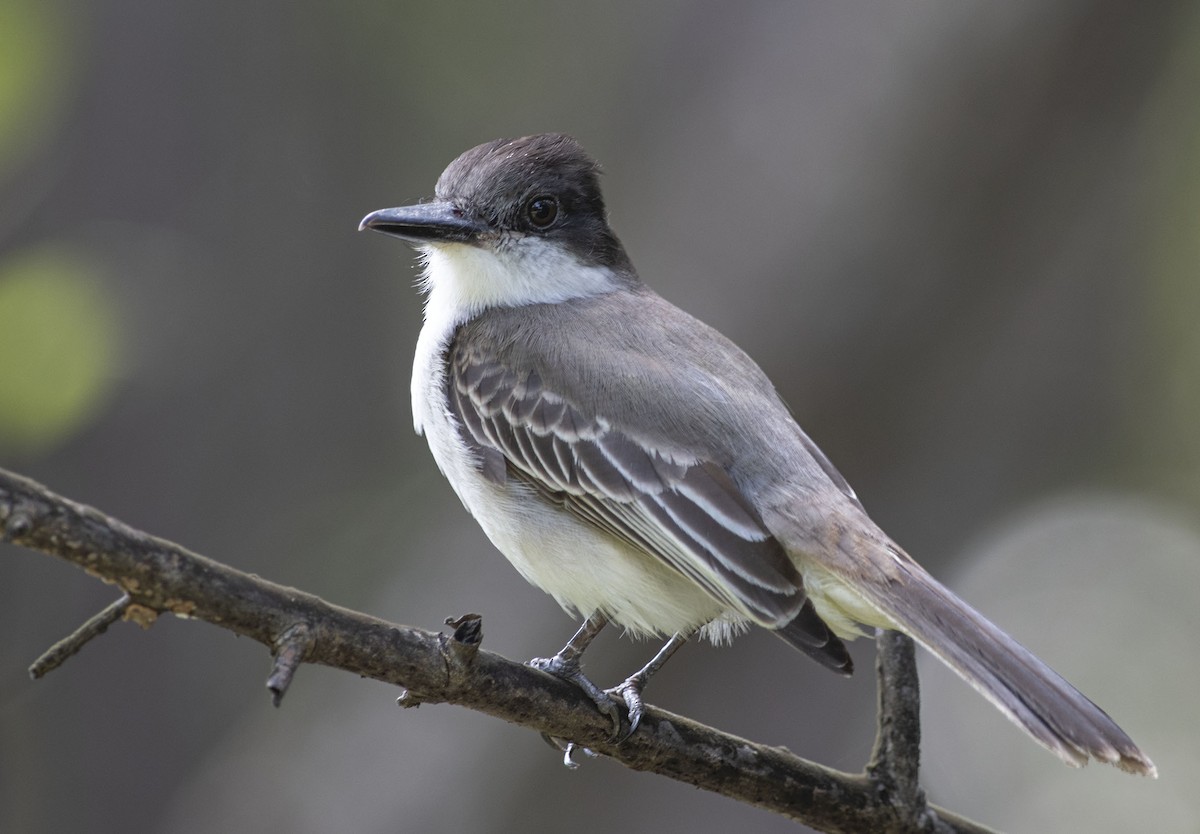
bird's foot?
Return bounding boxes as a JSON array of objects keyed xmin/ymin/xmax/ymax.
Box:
[
  {"xmin": 605, "ymin": 675, "xmax": 647, "ymax": 741},
  {"xmin": 539, "ymin": 734, "xmax": 599, "ymax": 769},
  {"xmin": 527, "ymin": 653, "xmax": 623, "ymax": 741},
  {"xmin": 602, "ymin": 631, "xmax": 691, "ymax": 741}
]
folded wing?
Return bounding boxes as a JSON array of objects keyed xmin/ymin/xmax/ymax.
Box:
[{"xmin": 446, "ymin": 341, "xmax": 851, "ymax": 672}]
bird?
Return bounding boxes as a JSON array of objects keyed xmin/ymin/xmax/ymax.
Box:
[{"xmin": 359, "ymin": 133, "xmax": 1154, "ymax": 776}]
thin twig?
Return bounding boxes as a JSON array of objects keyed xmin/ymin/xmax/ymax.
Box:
[
  {"xmin": 28, "ymin": 593, "xmax": 132, "ymax": 679},
  {"xmin": 267, "ymin": 622, "xmax": 314, "ymax": 706}
]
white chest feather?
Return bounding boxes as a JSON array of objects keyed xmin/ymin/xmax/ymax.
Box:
[
  {"xmin": 411, "ymin": 236, "xmax": 619, "ymax": 456},
  {"xmin": 407, "ymin": 241, "xmax": 732, "ymax": 640}
]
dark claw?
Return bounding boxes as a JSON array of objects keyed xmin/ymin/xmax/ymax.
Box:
[{"xmin": 606, "ymin": 678, "xmax": 646, "ymax": 742}]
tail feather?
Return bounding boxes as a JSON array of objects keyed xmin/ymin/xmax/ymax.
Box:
[
  {"xmin": 775, "ymin": 597, "xmax": 854, "ymax": 675},
  {"xmin": 852, "ymin": 545, "xmax": 1156, "ymax": 777}
]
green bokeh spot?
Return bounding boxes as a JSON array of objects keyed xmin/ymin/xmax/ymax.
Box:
[
  {"xmin": 0, "ymin": 0, "xmax": 72, "ymax": 181},
  {"xmin": 0, "ymin": 246, "xmax": 120, "ymax": 454}
]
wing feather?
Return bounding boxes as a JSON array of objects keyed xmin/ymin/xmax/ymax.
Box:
[{"xmin": 446, "ymin": 340, "xmax": 843, "ymax": 661}]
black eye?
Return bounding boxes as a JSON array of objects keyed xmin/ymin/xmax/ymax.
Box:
[{"xmin": 525, "ymin": 195, "xmax": 559, "ymax": 229}]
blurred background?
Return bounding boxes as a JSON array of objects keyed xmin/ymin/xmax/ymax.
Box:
[{"xmin": 1, "ymin": 1, "xmax": 1198, "ymax": 832}]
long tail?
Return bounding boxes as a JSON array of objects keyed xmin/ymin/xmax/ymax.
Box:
[{"xmin": 837, "ymin": 539, "xmax": 1156, "ymax": 776}]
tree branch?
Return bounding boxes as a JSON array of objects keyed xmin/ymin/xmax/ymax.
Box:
[
  {"xmin": 0, "ymin": 466, "xmax": 996, "ymax": 834},
  {"xmin": 870, "ymin": 630, "xmax": 934, "ymax": 827}
]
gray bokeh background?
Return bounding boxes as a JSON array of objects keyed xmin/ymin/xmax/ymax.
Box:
[{"xmin": 2, "ymin": 2, "xmax": 1198, "ymax": 832}]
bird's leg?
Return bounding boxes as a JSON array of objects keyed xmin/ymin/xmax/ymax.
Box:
[
  {"xmin": 527, "ymin": 614, "xmax": 622, "ymax": 739},
  {"xmin": 607, "ymin": 629, "xmax": 693, "ymax": 739}
]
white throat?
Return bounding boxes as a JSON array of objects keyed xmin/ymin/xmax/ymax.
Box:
[
  {"xmin": 417, "ymin": 237, "xmax": 622, "ymax": 329},
  {"xmin": 410, "ymin": 236, "xmax": 622, "ymax": 438}
]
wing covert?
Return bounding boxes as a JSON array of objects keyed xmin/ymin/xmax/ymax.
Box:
[{"xmin": 445, "ymin": 340, "xmax": 839, "ymax": 649}]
